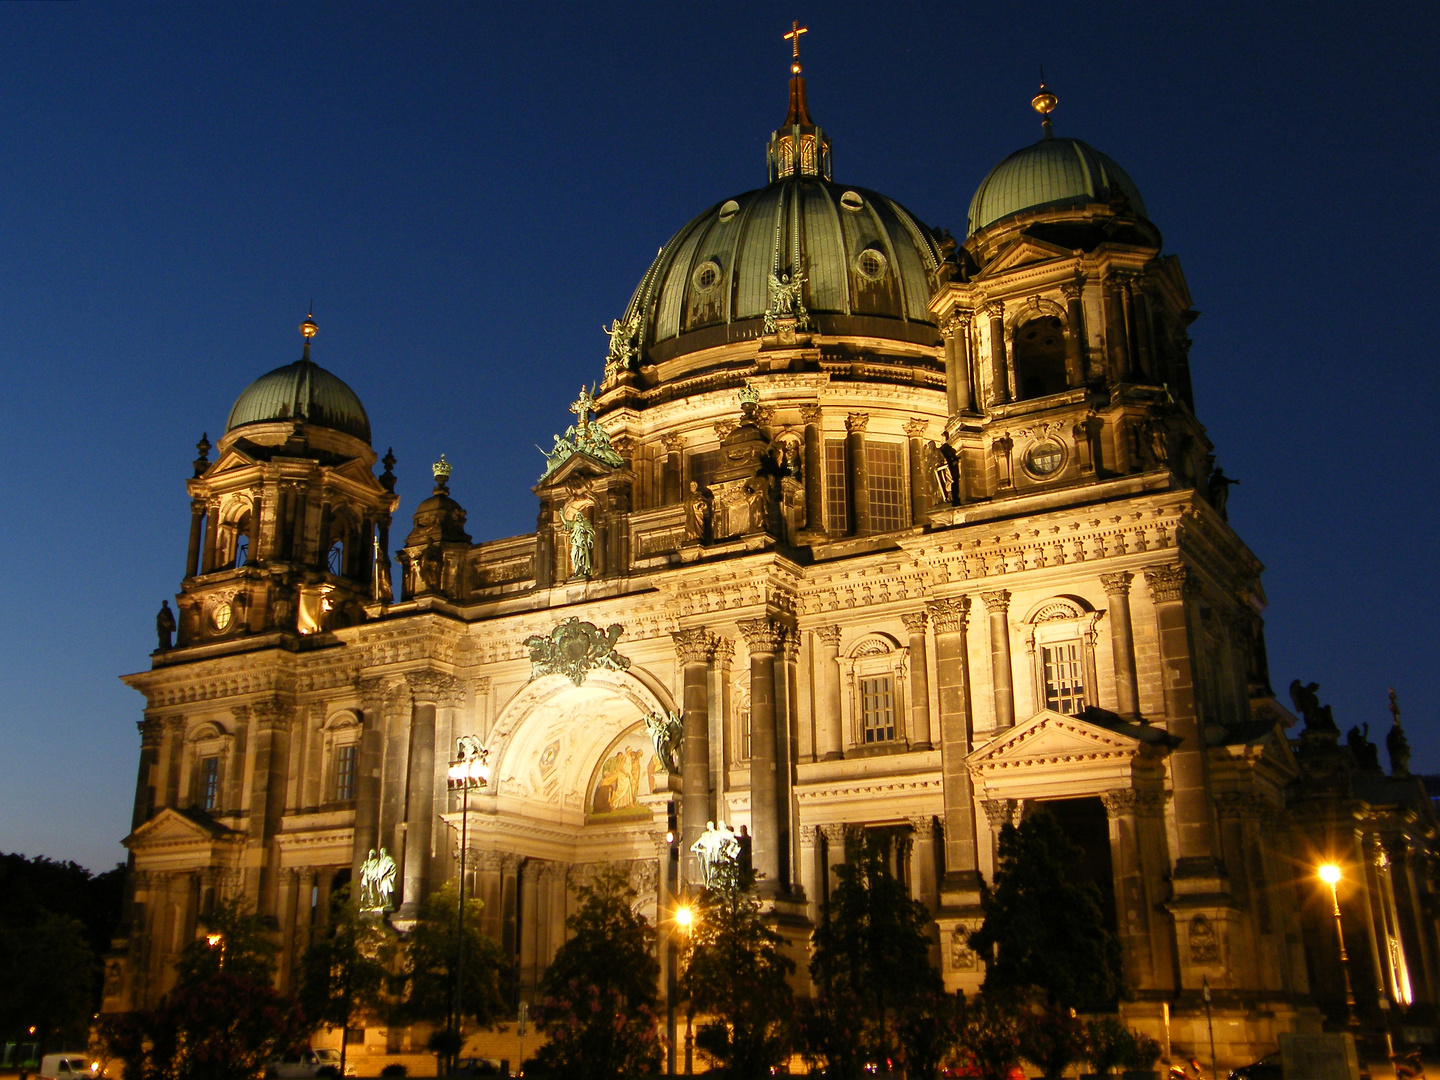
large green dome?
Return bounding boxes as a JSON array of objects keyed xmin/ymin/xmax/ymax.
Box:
[
  {"xmin": 967, "ymin": 136, "xmax": 1146, "ymax": 236},
  {"xmin": 226, "ymin": 357, "xmax": 371, "ymax": 444}
]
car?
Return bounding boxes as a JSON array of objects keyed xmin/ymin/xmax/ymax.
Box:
[
  {"xmin": 1228, "ymin": 1051, "xmax": 1282, "ymax": 1080},
  {"xmin": 312, "ymin": 1049, "xmax": 357, "ymax": 1078},
  {"xmin": 264, "ymin": 1051, "xmax": 327, "ymax": 1079},
  {"xmin": 38, "ymin": 1054, "xmax": 96, "ymax": 1080}
]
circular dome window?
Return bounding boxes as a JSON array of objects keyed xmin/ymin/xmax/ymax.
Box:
[
  {"xmin": 718, "ymin": 200, "xmax": 740, "ymax": 222},
  {"xmin": 691, "ymin": 260, "xmax": 722, "ymax": 293},
  {"xmin": 840, "ymin": 190, "xmax": 865, "ymax": 212},
  {"xmin": 1022, "ymin": 439, "xmax": 1067, "ymax": 480},
  {"xmin": 854, "ymin": 248, "xmax": 888, "ymax": 281}
]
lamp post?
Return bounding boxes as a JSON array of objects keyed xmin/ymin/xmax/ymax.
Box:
[
  {"xmin": 1319, "ymin": 864, "xmax": 1362, "ymax": 1032},
  {"xmin": 447, "ymin": 741, "xmax": 489, "ymax": 1075},
  {"xmin": 674, "ymin": 904, "xmax": 694, "ymax": 1076}
]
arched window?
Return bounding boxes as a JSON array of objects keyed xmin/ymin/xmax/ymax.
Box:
[
  {"xmin": 837, "ymin": 633, "xmax": 909, "ymax": 751},
  {"xmin": 1023, "ymin": 597, "xmax": 1102, "ymax": 717},
  {"xmin": 327, "ymin": 540, "xmax": 344, "ymax": 575},
  {"xmin": 1012, "ymin": 315, "xmax": 1069, "ymax": 400}
]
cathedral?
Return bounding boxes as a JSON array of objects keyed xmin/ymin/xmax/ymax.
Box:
[{"xmin": 110, "ymin": 35, "xmax": 1440, "ymax": 1071}]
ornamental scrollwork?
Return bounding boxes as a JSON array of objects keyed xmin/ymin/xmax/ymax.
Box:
[{"xmin": 523, "ymin": 617, "xmax": 631, "ymax": 686}]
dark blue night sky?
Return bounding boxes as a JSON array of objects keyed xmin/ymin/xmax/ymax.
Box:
[{"xmin": 1, "ymin": 2, "xmax": 1435, "ymax": 869}]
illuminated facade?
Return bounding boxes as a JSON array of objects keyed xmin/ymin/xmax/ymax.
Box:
[{"xmin": 111, "ymin": 52, "xmax": 1440, "ymax": 1067}]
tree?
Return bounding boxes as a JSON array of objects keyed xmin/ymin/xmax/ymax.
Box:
[
  {"xmin": 955, "ymin": 992, "xmax": 1025, "ymax": 1080},
  {"xmin": 173, "ymin": 896, "xmax": 279, "ymax": 986},
  {"xmin": 680, "ymin": 866, "xmax": 794, "ymax": 1077},
  {"xmin": 397, "ymin": 881, "xmax": 507, "ymax": 1075},
  {"xmin": 100, "ymin": 972, "xmax": 306, "ymax": 1080},
  {"xmin": 99, "ymin": 896, "xmax": 303, "ymax": 1080},
  {"xmin": 300, "ymin": 898, "xmax": 396, "ymax": 1077},
  {"xmin": 894, "ymin": 989, "xmax": 964, "ymax": 1080},
  {"xmin": 531, "ymin": 867, "xmax": 661, "ymax": 1080},
  {"xmin": 1018, "ymin": 1002, "xmax": 1088, "ymax": 1080},
  {"xmin": 0, "ymin": 912, "xmax": 97, "ymax": 1053},
  {"xmin": 967, "ymin": 810, "xmax": 1122, "ymax": 1010},
  {"xmin": 808, "ymin": 834, "xmax": 941, "ymax": 1072}
]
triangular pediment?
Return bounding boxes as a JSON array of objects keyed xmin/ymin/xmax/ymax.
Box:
[
  {"xmin": 209, "ymin": 447, "xmax": 258, "ymax": 474},
  {"xmin": 534, "ymin": 450, "xmax": 621, "ymax": 492},
  {"xmin": 977, "ymin": 236, "xmax": 1076, "ymax": 278},
  {"xmin": 968, "ymin": 709, "xmax": 1149, "ymax": 770},
  {"xmin": 124, "ymin": 807, "xmax": 234, "ymax": 850}
]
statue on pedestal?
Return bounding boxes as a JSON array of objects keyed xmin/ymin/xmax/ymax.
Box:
[
  {"xmin": 690, "ymin": 820, "xmax": 742, "ymax": 890},
  {"xmin": 156, "ymin": 601, "xmax": 177, "ymax": 651},
  {"xmin": 359, "ymin": 847, "xmax": 397, "ymax": 913}
]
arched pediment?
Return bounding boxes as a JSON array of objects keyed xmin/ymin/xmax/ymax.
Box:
[
  {"xmin": 848, "ymin": 631, "xmax": 901, "ymax": 658},
  {"xmin": 482, "ymin": 667, "xmax": 675, "ymax": 827},
  {"xmin": 1023, "ymin": 595, "xmax": 1095, "ymax": 624}
]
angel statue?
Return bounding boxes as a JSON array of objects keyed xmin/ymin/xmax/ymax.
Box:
[{"xmin": 764, "ymin": 268, "xmax": 810, "ymax": 332}]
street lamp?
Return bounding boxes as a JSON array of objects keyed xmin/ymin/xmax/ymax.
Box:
[
  {"xmin": 447, "ymin": 741, "xmax": 489, "ymax": 1074},
  {"xmin": 671, "ymin": 902, "xmax": 696, "ymax": 1076},
  {"xmin": 1319, "ymin": 864, "xmax": 1362, "ymax": 1032}
]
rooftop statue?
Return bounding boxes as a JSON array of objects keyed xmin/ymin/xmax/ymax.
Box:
[
  {"xmin": 764, "ymin": 268, "xmax": 810, "ymax": 333},
  {"xmin": 1290, "ymin": 679, "xmax": 1338, "ymax": 734},
  {"xmin": 603, "ymin": 312, "xmax": 642, "ymax": 379},
  {"xmin": 539, "ymin": 385, "xmax": 626, "ymax": 480},
  {"xmin": 1387, "ymin": 689, "xmax": 1411, "ymax": 778},
  {"xmin": 156, "ymin": 601, "xmax": 177, "ymax": 651}
]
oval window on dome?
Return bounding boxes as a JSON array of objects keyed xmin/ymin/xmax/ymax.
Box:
[
  {"xmin": 691, "ymin": 260, "xmax": 723, "ymax": 293},
  {"xmin": 854, "ymin": 248, "xmax": 888, "ymax": 281},
  {"xmin": 718, "ymin": 200, "xmax": 740, "ymax": 223},
  {"xmin": 840, "ymin": 190, "xmax": 865, "ymax": 212}
]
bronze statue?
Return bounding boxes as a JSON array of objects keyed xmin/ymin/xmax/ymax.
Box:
[
  {"xmin": 1289, "ymin": 679, "xmax": 1338, "ymax": 734},
  {"xmin": 156, "ymin": 601, "xmax": 177, "ymax": 651},
  {"xmin": 1387, "ymin": 689, "xmax": 1411, "ymax": 778},
  {"xmin": 685, "ymin": 481, "xmax": 712, "ymax": 543},
  {"xmin": 1347, "ymin": 724, "xmax": 1381, "ymax": 771},
  {"xmin": 1208, "ymin": 466, "xmax": 1239, "ymax": 520}
]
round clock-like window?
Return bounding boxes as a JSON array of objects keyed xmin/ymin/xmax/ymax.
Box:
[
  {"xmin": 1023, "ymin": 440, "xmax": 1066, "ymax": 479},
  {"xmin": 211, "ymin": 601, "xmax": 233, "ymax": 632}
]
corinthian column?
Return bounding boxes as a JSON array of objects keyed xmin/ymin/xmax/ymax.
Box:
[
  {"xmin": 846, "ymin": 413, "xmax": 870, "ymax": 536},
  {"xmin": 929, "ymin": 597, "xmax": 981, "ymax": 898},
  {"xmin": 901, "ymin": 609, "xmax": 934, "ymax": 750},
  {"xmin": 351, "ymin": 677, "xmax": 386, "ymax": 883},
  {"xmin": 981, "ymin": 591, "xmax": 1015, "ymax": 729},
  {"xmin": 815, "ymin": 625, "xmax": 844, "ymax": 760},
  {"xmin": 398, "ymin": 670, "xmax": 446, "ymax": 920},
  {"xmin": 672, "ymin": 628, "xmax": 715, "ymax": 881},
  {"xmin": 1143, "ymin": 564, "xmax": 1224, "ymax": 884},
  {"xmin": 737, "ymin": 616, "xmax": 785, "ymax": 894},
  {"xmin": 1101, "ymin": 572, "xmax": 1141, "ymax": 719}
]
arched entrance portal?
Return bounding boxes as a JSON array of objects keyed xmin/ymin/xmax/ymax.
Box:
[{"xmin": 440, "ymin": 668, "xmax": 678, "ymax": 998}]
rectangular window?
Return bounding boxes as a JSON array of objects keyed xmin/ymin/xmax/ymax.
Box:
[
  {"xmin": 198, "ymin": 756, "xmax": 220, "ymax": 812},
  {"xmin": 859, "ymin": 676, "xmax": 896, "ymax": 743},
  {"xmin": 1042, "ymin": 642, "xmax": 1086, "ymax": 715},
  {"xmin": 335, "ymin": 744, "xmax": 358, "ymax": 802},
  {"xmin": 866, "ymin": 441, "xmax": 906, "ymax": 532},
  {"xmin": 687, "ymin": 449, "xmax": 722, "ymax": 491},
  {"xmin": 824, "ymin": 440, "xmax": 848, "ymax": 534}
]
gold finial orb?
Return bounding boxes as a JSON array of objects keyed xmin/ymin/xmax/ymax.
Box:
[
  {"xmin": 792, "ymin": 61, "xmax": 802, "ymax": 75},
  {"xmin": 300, "ymin": 313, "xmax": 318, "ymax": 339},
  {"xmin": 1032, "ymin": 82, "xmax": 1058, "ymax": 117}
]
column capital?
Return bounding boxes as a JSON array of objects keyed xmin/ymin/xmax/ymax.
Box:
[
  {"xmin": 981, "ymin": 798, "xmax": 1016, "ymax": 827},
  {"xmin": 672, "ymin": 627, "xmax": 715, "ymax": 666},
  {"xmin": 782, "ymin": 630, "xmax": 801, "ymax": 663},
  {"xmin": 139, "ymin": 717, "xmax": 165, "ymax": 745},
  {"xmin": 903, "ymin": 418, "xmax": 929, "ymax": 439},
  {"xmin": 356, "ymin": 675, "xmax": 388, "ymax": 710},
  {"xmin": 984, "ymin": 300, "xmax": 1005, "ymax": 319},
  {"xmin": 660, "ymin": 432, "xmax": 685, "ymax": 452},
  {"xmin": 252, "ymin": 699, "xmax": 292, "ymax": 732},
  {"xmin": 1100, "ymin": 571, "xmax": 1133, "ymax": 596},
  {"xmin": 737, "ymin": 616, "xmax": 784, "ymax": 653},
  {"xmin": 404, "ymin": 669, "xmax": 459, "ymax": 705},
  {"xmin": 1143, "ymin": 563, "xmax": 1191, "ymax": 604},
  {"xmin": 980, "ymin": 589, "xmax": 1011, "ymax": 615},
  {"xmin": 900, "ymin": 609, "xmax": 929, "ymax": 635},
  {"xmin": 941, "ymin": 310, "xmax": 972, "ymax": 337},
  {"xmin": 908, "ymin": 815, "xmax": 937, "ymax": 839},
  {"xmin": 926, "ymin": 596, "xmax": 971, "ymax": 633},
  {"xmin": 814, "ymin": 624, "xmax": 842, "ymax": 647},
  {"xmin": 1099, "ymin": 789, "xmax": 1139, "ymax": 818},
  {"xmin": 819, "ymin": 822, "xmax": 848, "ymax": 844},
  {"xmin": 800, "ymin": 403, "xmax": 823, "ymax": 423},
  {"xmin": 844, "ymin": 412, "xmax": 870, "ymax": 434},
  {"xmin": 712, "ymin": 635, "xmax": 735, "ymax": 664}
]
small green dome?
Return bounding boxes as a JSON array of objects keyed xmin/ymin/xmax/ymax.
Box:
[
  {"xmin": 226, "ymin": 358, "xmax": 371, "ymax": 444},
  {"xmin": 967, "ymin": 137, "xmax": 1146, "ymax": 236}
]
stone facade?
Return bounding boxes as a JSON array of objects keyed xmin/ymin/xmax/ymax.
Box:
[{"xmin": 112, "ymin": 64, "xmax": 1440, "ymax": 1071}]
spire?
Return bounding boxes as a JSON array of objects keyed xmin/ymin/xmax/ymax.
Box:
[
  {"xmin": 299, "ymin": 310, "xmax": 318, "ymax": 361},
  {"xmin": 767, "ymin": 22, "xmax": 831, "ymax": 182},
  {"xmin": 1032, "ymin": 76, "xmax": 1058, "ymax": 139}
]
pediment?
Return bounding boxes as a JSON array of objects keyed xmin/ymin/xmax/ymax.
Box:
[
  {"xmin": 968, "ymin": 709, "xmax": 1151, "ymax": 771},
  {"xmin": 977, "ymin": 236, "xmax": 1076, "ymax": 278},
  {"xmin": 534, "ymin": 451, "xmax": 622, "ymax": 492},
  {"xmin": 209, "ymin": 447, "xmax": 258, "ymax": 474},
  {"xmin": 124, "ymin": 807, "xmax": 235, "ymax": 850}
]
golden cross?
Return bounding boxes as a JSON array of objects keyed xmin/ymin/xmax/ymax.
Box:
[{"xmin": 783, "ymin": 21, "xmax": 808, "ymax": 60}]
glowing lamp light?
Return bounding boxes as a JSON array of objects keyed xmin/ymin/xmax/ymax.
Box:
[
  {"xmin": 674, "ymin": 905, "xmax": 693, "ymax": 930},
  {"xmin": 447, "ymin": 757, "xmax": 489, "ymax": 789},
  {"xmin": 206, "ymin": 932, "xmax": 223, "ymax": 947},
  {"xmin": 1319, "ymin": 864, "xmax": 1342, "ymax": 886}
]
